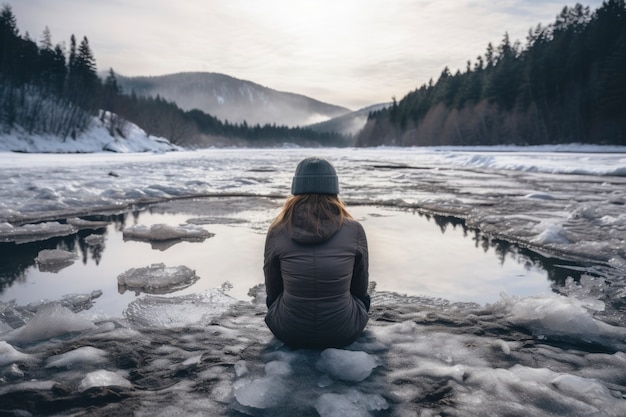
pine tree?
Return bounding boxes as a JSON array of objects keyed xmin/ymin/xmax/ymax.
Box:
[
  {"xmin": 0, "ymin": 4, "xmax": 19, "ymax": 80},
  {"xmin": 66, "ymin": 35, "xmax": 99, "ymax": 108}
]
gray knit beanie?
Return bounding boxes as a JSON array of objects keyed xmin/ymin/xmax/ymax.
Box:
[{"xmin": 291, "ymin": 157, "xmax": 339, "ymax": 195}]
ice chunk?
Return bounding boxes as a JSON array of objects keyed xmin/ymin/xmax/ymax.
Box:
[
  {"xmin": 551, "ymin": 374, "xmax": 626, "ymax": 414},
  {"xmin": 66, "ymin": 217, "xmax": 109, "ymax": 230},
  {"xmin": 233, "ymin": 375, "xmax": 288, "ymax": 409},
  {"xmin": 117, "ymin": 263, "xmax": 200, "ymax": 295},
  {"xmin": 0, "ymin": 221, "xmax": 74, "ymax": 244},
  {"xmin": 315, "ymin": 389, "xmax": 388, "ymax": 417},
  {"xmin": 0, "ymin": 222, "xmax": 14, "ymax": 232},
  {"xmin": 492, "ymin": 339, "xmax": 511, "ymax": 355},
  {"xmin": 561, "ymin": 276, "xmax": 607, "ymax": 311},
  {"xmin": 500, "ymin": 293, "xmax": 599, "ymax": 335},
  {"xmin": 123, "ymin": 289, "xmax": 238, "ymax": 327},
  {"xmin": 316, "ymin": 348, "xmax": 378, "ymax": 382},
  {"xmin": 234, "ymin": 360, "xmax": 249, "ymax": 377},
  {"xmin": 78, "ymin": 369, "xmax": 132, "ymax": 391},
  {"xmin": 493, "ymin": 293, "xmax": 626, "ymax": 349},
  {"xmin": 0, "ymin": 341, "xmax": 36, "ymax": 366},
  {"xmin": 532, "ymin": 223, "xmax": 570, "ymax": 244},
  {"xmin": 233, "ymin": 352, "xmax": 296, "ymax": 409},
  {"xmin": 264, "ymin": 360, "xmax": 292, "ymax": 376},
  {"xmin": 46, "ymin": 346, "xmax": 108, "ymax": 368},
  {"xmin": 25, "ymin": 290, "xmax": 103, "ymax": 313},
  {"xmin": 2, "ymin": 303, "xmax": 96, "ymax": 344},
  {"xmin": 35, "ymin": 249, "xmax": 77, "ymax": 265},
  {"xmin": 122, "ymin": 223, "xmax": 213, "ymax": 242},
  {"xmin": 552, "ymin": 374, "xmax": 613, "ymax": 401},
  {"xmin": 0, "ymin": 300, "xmax": 35, "ymax": 330}
]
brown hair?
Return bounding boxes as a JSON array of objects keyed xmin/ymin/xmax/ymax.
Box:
[{"xmin": 270, "ymin": 194, "xmax": 352, "ymax": 233}]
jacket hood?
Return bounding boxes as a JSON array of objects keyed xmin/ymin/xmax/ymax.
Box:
[{"xmin": 289, "ymin": 204, "xmax": 341, "ymax": 244}]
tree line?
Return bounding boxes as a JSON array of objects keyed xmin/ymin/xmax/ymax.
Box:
[
  {"xmin": 356, "ymin": 0, "xmax": 626, "ymax": 147},
  {"xmin": 0, "ymin": 4, "xmax": 349, "ymax": 147}
]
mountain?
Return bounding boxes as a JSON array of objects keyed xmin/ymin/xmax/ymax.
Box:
[
  {"xmin": 117, "ymin": 72, "xmax": 351, "ymax": 127},
  {"xmin": 307, "ymin": 102, "xmax": 391, "ymax": 136}
]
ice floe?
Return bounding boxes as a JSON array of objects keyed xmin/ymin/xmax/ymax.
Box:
[
  {"xmin": 123, "ymin": 289, "xmax": 238, "ymax": 327},
  {"xmin": 117, "ymin": 263, "xmax": 200, "ymax": 295},
  {"xmin": 35, "ymin": 248, "xmax": 77, "ymax": 272},
  {"xmin": 122, "ymin": 223, "xmax": 214, "ymax": 250}
]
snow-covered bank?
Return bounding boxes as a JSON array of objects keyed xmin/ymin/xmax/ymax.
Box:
[{"xmin": 0, "ymin": 115, "xmax": 182, "ymax": 153}]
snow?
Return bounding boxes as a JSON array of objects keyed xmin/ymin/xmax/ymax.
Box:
[
  {"xmin": 1, "ymin": 145, "xmax": 626, "ymax": 415},
  {"xmin": 0, "ymin": 114, "xmax": 182, "ymax": 154}
]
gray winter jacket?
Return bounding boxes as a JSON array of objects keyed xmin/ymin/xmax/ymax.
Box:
[{"xmin": 264, "ymin": 207, "xmax": 370, "ymax": 348}]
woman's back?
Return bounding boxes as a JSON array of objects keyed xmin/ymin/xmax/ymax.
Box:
[
  {"xmin": 263, "ymin": 157, "xmax": 370, "ymax": 348},
  {"xmin": 264, "ymin": 214, "xmax": 369, "ymax": 348}
]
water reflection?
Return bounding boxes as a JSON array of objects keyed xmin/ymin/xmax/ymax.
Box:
[
  {"xmin": 0, "ymin": 202, "xmax": 604, "ymax": 314},
  {"xmin": 420, "ymin": 210, "xmax": 595, "ymax": 286}
]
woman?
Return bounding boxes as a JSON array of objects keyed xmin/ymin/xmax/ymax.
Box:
[{"xmin": 264, "ymin": 156, "xmax": 370, "ymax": 348}]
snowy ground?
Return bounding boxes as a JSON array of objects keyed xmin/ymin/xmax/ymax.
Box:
[{"xmin": 1, "ymin": 143, "xmax": 626, "ymax": 416}]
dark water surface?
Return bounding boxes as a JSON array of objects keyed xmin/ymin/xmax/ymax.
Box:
[{"xmin": 0, "ymin": 198, "xmax": 595, "ymax": 316}]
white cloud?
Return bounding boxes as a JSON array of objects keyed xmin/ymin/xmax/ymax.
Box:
[{"xmin": 10, "ymin": 0, "xmax": 605, "ymax": 109}]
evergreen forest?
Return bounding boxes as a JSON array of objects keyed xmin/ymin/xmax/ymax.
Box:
[
  {"xmin": 0, "ymin": 4, "xmax": 348, "ymax": 148},
  {"xmin": 2, "ymin": 2, "xmax": 625, "ymax": 149},
  {"xmin": 356, "ymin": 1, "xmax": 626, "ymax": 147}
]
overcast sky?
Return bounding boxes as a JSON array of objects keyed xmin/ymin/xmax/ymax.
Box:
[{"xmin": 11, "ymin": 0, "xmax": 604, "ymax": 110}]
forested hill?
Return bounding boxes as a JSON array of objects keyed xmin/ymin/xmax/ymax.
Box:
[
  {"xmin": 0, "ymin": 5, "xmax": 349, "ymax": 148},
  {"xmin": 357, "ymin": 1, "xmax": 626, "ymax": 147},
  {"xmin": 117, "ymin": 72, "xmax": 350, "ymax": 128}
]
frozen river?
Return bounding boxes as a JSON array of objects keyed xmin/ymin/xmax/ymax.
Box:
[{"xmin": 1, "ymin": 146, "xmax": 626, "ymax": 416}]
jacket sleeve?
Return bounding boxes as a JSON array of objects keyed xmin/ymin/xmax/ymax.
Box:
[
  {"xmin": 350, "ymin": 222, "xmax": 370, "ymax": 311},
  {"xmin": 263, "ymin": 229, "xmax": 283, "ymax": 308}
]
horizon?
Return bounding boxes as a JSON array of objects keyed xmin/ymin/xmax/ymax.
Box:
[{"xmin": 10, "ymin": 0, "xmax": 605, "ymax": 110}]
